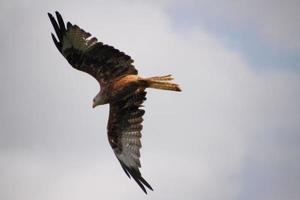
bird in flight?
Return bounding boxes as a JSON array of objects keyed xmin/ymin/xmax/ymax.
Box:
[{"xmin": 48, "ymin": 11, "xmax": 181, "ymax": 194}]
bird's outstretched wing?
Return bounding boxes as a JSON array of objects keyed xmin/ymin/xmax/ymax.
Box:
[
  {"xmin": 48, "ymin": 11, "xmax": 137, "ymax": 86},
  {"xmin": 108, "ymin": 88, "xmax": 153, "ymax": 194}
]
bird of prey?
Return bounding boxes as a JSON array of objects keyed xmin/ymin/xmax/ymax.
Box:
[{"xmin": 48, "ymin": 11, "xmax": 181, "ymax": 194}]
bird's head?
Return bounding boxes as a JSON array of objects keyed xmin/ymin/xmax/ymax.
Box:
[{"xmin": 92, "ymin": 90, "xmax": 108, "ymax": 108}]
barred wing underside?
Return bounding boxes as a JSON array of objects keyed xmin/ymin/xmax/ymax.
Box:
[{"xmin": 107, "ymin": 89, "xmax": 153, "ymax": 193}]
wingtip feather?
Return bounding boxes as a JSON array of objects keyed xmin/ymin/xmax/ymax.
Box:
[
  {"xmin": 67, "ymin": 22, "xmax": 73, "ymax": 29},
  {"xmin": 48, "ymin": 12, "xmax": 63, "ymax": 41},
  {"xmin": 51, "ymin": 33, "xmax": 61, "ymax": 52},
  {"xmin": 118, "ymin": 159, "xmax": 152, "ymax": 194},
  {"xmin": 55, "ymin": 11, "xmax": 66, "ymax": 32}
]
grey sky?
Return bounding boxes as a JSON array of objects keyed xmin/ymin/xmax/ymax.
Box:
[
  {"xmin": 167, "ymin": 0, "xmax": 300, "ymax": 71},
  {"xmin": 0, "ymin": 0, "xmax": 299, "ymax": 200}
]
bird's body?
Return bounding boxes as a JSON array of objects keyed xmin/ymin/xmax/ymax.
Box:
[
  {"xmin": 48, "ymin": 11, "xmax": 181, "ymax": 194},
  {"xmin": 93, "ymin": 74, "xmax": 140, "ymax": 107}
]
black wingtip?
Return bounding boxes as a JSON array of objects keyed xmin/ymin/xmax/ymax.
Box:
[
  {"xmin": 51, "ymin": 33, "xmax": 61, "ymax": 52},
  {"xmin": 48, "ymin": 11, "xmax": 68, "ymax": 53},
  {"xmin": 55, "ymin": 11, "xmax": 66, "ymax": 32},
  {"xmin": 138, "ymin": 175, "xmax": 153, "ymax": 191},
  {"xmin": 55, "ymin": 11, "xmax": 61, "ymax": 19},
  {"xmin": 129, "ymin": 168, "xmax": 153, "ymax": 194},
  {"xmin": 48, "ymin": 11, "xmax": 62, "ymax": 41},
  {"xmin": 67, "ymin": 22, "xmax": 73, "ymax": 29},
  {"xmin": 119, "ymin": 160, "xmax": 131, "ymax": 178},
  {"xmin": 118, "ymin": 160, "xmax": 153, "ymax": 194}
]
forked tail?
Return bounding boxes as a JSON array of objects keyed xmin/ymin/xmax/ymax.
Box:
[{"xmin": 143, "ymin": 74, "xmax": 181, "ymax": 92}]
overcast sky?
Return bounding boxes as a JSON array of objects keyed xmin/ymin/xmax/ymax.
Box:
[{"xmin": 0, "ymin": 0, "xmax": 299, "ymax": 200}]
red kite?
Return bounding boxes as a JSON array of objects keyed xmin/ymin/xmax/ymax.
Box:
[{"xmin": 48, "ymin": 11, "xmax": 181, "ymax": 194}]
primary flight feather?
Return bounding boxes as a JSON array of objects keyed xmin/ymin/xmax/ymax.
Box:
[{"xmin": 48, "ymin": 11, "xmax": 181, "ymax": 194}]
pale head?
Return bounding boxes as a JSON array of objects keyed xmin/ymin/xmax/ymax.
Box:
[{"xmin": 92, "ymin": 90, "xmax": 108, "ymax": 108}]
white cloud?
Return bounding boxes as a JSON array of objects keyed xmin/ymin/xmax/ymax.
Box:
[
  {"xmin": 0, "ymin": 0, "xmax": 299, "ymax": 200},
  {"xmin": 167, "ymin": 0, "xmax": 300, "ymax": 49}
]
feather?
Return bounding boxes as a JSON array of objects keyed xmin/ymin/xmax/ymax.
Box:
[
  {"xmin": 51, "ymin": 33, "xmax": 61, "ymax": 52},
  {"xmin": 48, "ymin": 13, "xmax": 63, "ymax": 41},
  {"xmin": 48, "ymin": 11, "xmax": 138, "ymax": 86},
  {"xmin": 48, "ymin": 11, "xmax": 183, "ymax": 194},
  {"xmin": 108, "ymin": 89, "xmax": 152, "ymax": 193},
  {"xmin": 55, "ymin": 11, "xmax": 66, "ymax": 33}
]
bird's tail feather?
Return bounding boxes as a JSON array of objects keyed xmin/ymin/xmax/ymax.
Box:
[{"xmin": 143, "ymin": 74, "xmax": 181, "ymax": 92}]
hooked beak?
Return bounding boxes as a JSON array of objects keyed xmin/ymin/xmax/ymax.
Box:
[{"xmin": 92, "ymin": 95, "xmax": 106, "ymax": 108}]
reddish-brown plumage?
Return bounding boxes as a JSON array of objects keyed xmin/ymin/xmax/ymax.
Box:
[
  {"xmin": 111, "ymin": 75, "xmax": 139, "ymax": 91},
  {"xmin": 48, "ymin": 11, "xmax": 181, "ymax": 194}
]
